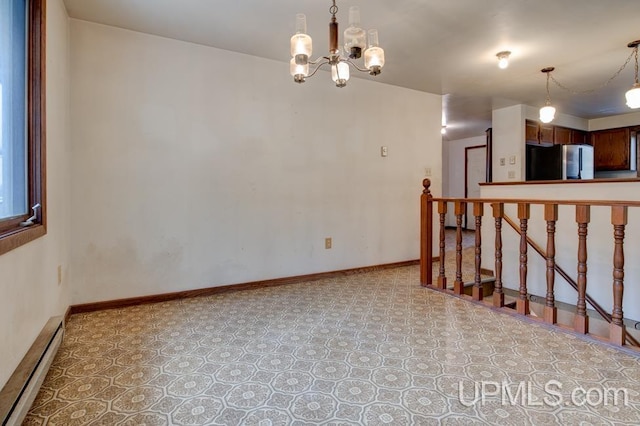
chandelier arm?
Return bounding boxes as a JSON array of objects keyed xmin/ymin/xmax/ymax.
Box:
[
  {"xmin": 306, "ymin": 59, "xmax": 331, "ymax": 79},
  {"xmin": 549, "ymin": 49, "xmax": 636, "ymax": 95},
  {"xmin": 345, "ymin": 58, "xmax": 370, "ymax": 73}
]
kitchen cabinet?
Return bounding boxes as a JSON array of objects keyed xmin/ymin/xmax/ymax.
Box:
[
  {"xmin": 525, "ymin": 120, "xmax": 586, "ymax": 146},
  {"xmin": 526, "ymin": 120, "xmax": 555, "ymax": 145},
  {"xmin": 570, "ymin": 129, "xmax": 589, "ymax": 145},
  {"xmin": 591, "ymin": 128, "xmax": 631, "ymax": 171},
  {"xmin": 554, "ymin": 126, "xmax": 572, "ymax": 145}
]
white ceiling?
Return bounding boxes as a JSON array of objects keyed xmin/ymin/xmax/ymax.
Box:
[{"xmin": 63, "ymin": 0, "xmax": 640, "ymax": 141}]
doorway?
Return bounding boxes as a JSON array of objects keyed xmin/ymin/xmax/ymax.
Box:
[{"xmin": 464, "ymin": 145, "xmax": 487, "ymax": 230}]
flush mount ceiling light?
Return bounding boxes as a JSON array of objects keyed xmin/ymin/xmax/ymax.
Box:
[
  {"xmin": 290, "ymin": 0, "xmax": 385, "ymax": 87},
  {"xmin": 625, "ymin": 40, "xmax": 640, "ymax": 108},
  {"xmin": 496, "ymin": 51, "xmax": 511, "ymax": 69},
  {"xmin": 539, "ymin": 67, "xmax": 556, "ymax": 123}
]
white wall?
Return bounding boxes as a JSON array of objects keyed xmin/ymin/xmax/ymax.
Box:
[
  {"xmin": 589, "ymin": 110, "xmax": 640, "ymax": 131},
  {"xmin": 491, "ymin": 105, "xmax": 526, "ymax": 182},
  {"xmin": 69, "ymin": 21, "xmax": 442, "ymax": 304},
  {"xmin": 0, "ymin": 0, "xmax": 71, "ymax": 389}
]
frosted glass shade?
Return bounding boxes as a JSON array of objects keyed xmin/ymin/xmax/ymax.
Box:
[
  {"xmin": 290, "ymin": 34, "xmax": 312, "ymax": 58},
  {"xmin": 498, "ymin": 57, "xmax": 509, "ymax": 69},
  {"xmin": 364, "ymin": 46, "xmax": 385, "ymax": 69},
  {"xmin": 344, "ymin": 7, "xmax": 366, "ymax": 59},
  {"xmin": 539, "ymin": 105, "xmax": 556, "ymax": 123},
  {"xmin": 331, "ymin": 62, "xmax": 350, "ymax": 87},
  {"xmin": 625, "ymin": 84, "xmax": 640, "ymax": 108},
  {"xmin": 290, "ymin": 58, "xmax": 308, "ymax": 77}
]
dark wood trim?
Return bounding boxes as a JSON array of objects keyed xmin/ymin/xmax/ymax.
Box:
[
  {"xmin": 63, "ymin": 306, "xmax": 72, "ymax": 327},
  {"xmin": 486, "ymin": 128, "xmax": 493, "ymax": 183},
  {"xmin": 0, "ymin": 0, "xmax": 46, "ymax": 256},
  {"xmin": 70, "ymin": 259, "xmax": 421, "ymax": 315}
]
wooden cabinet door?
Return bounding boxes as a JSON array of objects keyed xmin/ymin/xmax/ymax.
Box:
[
  {"xmin": 592, "ymin": 128, "xmax": 631, "ymax": 171},
  {"xmin": 525, "ymin": 120, "xmax": 539, "ymax": 144},
  {"xmin": 571, "ymin": 129, "xmax": 588, "ymax": 145},
  {"xmin": 539, "ymin": 124, "xmax": 554, "ymax": 145},
  {"xmin": 554, "ymin": 126, "xmax": 571, "ymax": 145}
]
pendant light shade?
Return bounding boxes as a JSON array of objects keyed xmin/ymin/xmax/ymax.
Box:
[{"xmin": 539, "ymin": 105, "xmax": 556, "ymax": 123}]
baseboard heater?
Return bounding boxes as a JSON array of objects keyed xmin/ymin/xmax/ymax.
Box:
[{"xmin": 0, "ymin": 317, "xmax": 63, "ymax": 426}]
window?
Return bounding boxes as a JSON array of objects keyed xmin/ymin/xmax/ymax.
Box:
[{"xmin": 0, "ymin": 0, "xmax": 46, "ymax": 256}]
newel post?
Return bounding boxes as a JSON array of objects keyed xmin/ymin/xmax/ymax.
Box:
[
  {"xmin": 420, "ymin": 178, "xmax": 433, "ymax": 286},
  {"xmin": 610, "ymin": 205, "xmax": 627, "ymax": 346}
]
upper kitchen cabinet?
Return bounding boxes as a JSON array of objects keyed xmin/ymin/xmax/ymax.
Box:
[
  {"xmin": 591, "ymin": 128, "xmax": 631, "ymax": 171},
  {"xmin": 525, "ymin": 120, "xmax": 589, "ymax": 146}
]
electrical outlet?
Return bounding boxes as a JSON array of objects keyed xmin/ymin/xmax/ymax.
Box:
[
  {"xmin": 325, "ymin": 237, "xmax": 332, "ymax": 249},
  {"xmin": 57, "ymin": 265, "xmax": 62, "ymax": 285},
  {"xmin": 508, "ymin": 170, "xmax": 516, "ymax": 179},
  {"xmin": 381, "ymin": 146, "xmax": 388, "ymax": 157},
  {"xmin": 499, "ymin": 158, "xmax": 505, "ymax": 166},
  {"xmin": 425, "ymin": 167, "xmax": 432, "ymax": 177}
]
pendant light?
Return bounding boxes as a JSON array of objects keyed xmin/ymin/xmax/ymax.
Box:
[
  {"xmin": 625, "ymin": 40, "xmax": 640, "ymax": 109},
  {"xmin": 539, "ymin": 67, "xmax": 556, "ymax": 123}
]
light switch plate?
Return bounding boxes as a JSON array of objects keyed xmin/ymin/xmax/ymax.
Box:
[{"xmin": 509, "ymin": 155, "xmax": 516, "ymax": 165}]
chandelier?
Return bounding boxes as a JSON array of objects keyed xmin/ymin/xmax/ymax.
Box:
[{"xmin": 289, "ymin": 0, "xmax": 385, "ymax": 87}]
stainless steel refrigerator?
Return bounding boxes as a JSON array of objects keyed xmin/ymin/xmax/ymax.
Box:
[
  {"xmin": 562, "ymin": 144, "xmax": 594, "ymax": 179},
  {"xmin": 526, "ymin": 144, "xmax": 594, "ymax": 181}
]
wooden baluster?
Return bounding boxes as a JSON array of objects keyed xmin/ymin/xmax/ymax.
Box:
[
  {"xmin": 610, "ymin": 205, "xmax": 627, "ymax": 346},
  {"xmin": 517, "ymin": 203, "xmax": 530, "ymax": 315},
  {"xmin": 472, "ymin": 202, "xmax": 484, "ymax": 301},
  {"xmin": 453, "ymin": 201, "xmax": 466, "ymax": 295},
  {"xmin": 574, "ymin": 205, "xmax": 590, "ymax": 334},
  {"xmin": 437, "ymin": 201, "xmax": 448, "ymax": 290},
  {"xmin": 492, "ymin": 203, "xmax": 504, "ymax": 307},
  {"xmin": 544, "ymin": 204, "xmax": 558, "ymax": 324},
  {"xmin": 420, "ymin": 179, "xmax": 433, "ymax": 286}
]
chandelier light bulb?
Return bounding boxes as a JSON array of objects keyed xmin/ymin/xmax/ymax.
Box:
[{"xmin": 496, "ymin": 51, "xmax": 511, "ymax": 69}]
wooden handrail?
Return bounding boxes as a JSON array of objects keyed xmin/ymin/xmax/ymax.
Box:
[{"xmin": 432, "ymin": 196, "xmax": 640, "ymax": 208}]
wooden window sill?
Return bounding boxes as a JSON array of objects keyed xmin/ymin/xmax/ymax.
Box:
[{"xmin": 0, "ymin": 225, "xmax": 46, "ymax": 256}]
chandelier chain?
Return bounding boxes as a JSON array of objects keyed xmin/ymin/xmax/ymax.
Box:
[
  {"xmin": 329, "ymin": 0, "xmax": 338, "ymax": 17},
  {"xmin": 549, "ymin": 49, "xmax": 636, "ymax": 95}
]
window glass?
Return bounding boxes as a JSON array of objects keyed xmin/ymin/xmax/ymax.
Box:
[{"xmin": 0, "ymin": 0, "xmax": 27, "ymax": 220}]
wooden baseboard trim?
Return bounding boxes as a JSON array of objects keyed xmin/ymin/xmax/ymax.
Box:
[
  {"xmin": 69, "ymin": 259, "xmax": 420, "ymax": 315},
  {"xmin": 63, "ymin": 306, "xmax": 72, "ymax": 326}
]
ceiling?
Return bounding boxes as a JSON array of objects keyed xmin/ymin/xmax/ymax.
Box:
[{"xmin": 63, "ymin": 0, "xmax": 640, "ymax": 141}]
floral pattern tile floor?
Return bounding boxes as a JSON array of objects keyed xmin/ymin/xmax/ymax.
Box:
[{"xmin": 25, "ymin": 265, "xmax": 640, "ymax": 425}]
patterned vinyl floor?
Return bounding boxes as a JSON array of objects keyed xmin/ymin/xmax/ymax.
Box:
[{"xmin": 23, "ymin": 260, "xmax": 640, "ymax": 425}]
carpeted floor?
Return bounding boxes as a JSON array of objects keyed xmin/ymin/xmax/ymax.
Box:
[{"xmin": 24, "ymin": 261, "xmax": 640, "ymax": 425}]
